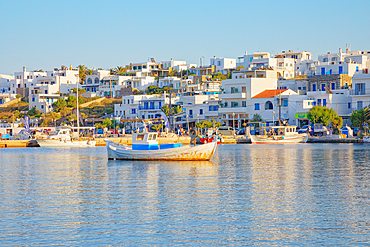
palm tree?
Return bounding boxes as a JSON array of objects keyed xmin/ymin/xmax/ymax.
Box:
[
  {"xmin": 78, "ymin": 65, "xmax": 87, "ymax": 83},
  {"xmin": 161, "ymin": 105, "xmax": 170, "ymax": 117},
  {"xmin": 151, "ymin": 123, "xmax": 163, "ymax": 132},
  {"xmin": 115, "ymin": 66, "xmax": 126, "ymax": 74}
]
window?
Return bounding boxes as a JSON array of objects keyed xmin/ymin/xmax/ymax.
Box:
[
  {"xmin": 323, "ymin": 58, "xmax": 328, "ymax": 62},
  {"xmin": 131, "ymin": 109, "xmax": 136, "ymax": 114},
  {"xmin": 32, "ymin": 97, "xmax": 35, "ymax": 102},
  {"xmin": 331, "ymin": 57, "xmax": 336, "ymax": 61},
  {"xmin": 348, "ymin": 103, "xmax": 351, "ymax": 109},
  {"xmin": 357, "ymin": 101, "xmax": 363, "ymax": 109},
  {"xmin": 242, "ymin": 101, "xmax": 246, "ymax": 107},
  {"xmin": 213, "ymin": 105, "xmax": 218, "ymax": 111},
  {"xmin": 331, "ymin": 82, "xmax": 336, "ymax": 90},
  {"xmin": 283, "ymin": 99, "xmax": 288, "ymax": 107},
  {"xmin": 298, "ymin": 87, "xmax": 302, "ymax": 90},
  {"xmin": 45, "ymin": 90, "xmax": 48, "ymax": 94},
  {"xmin": 242, "ymin": 87, "xmax": 246, "ymax": 93},
  {"xmin": 321, "ymin": 68, "xmax": 325, "ymax": 75},
  {"xmin": 317, "ymin": 99, "xmax": 322, "ymax": 106},
  {"xmin": 200, "ymin": 109, "xmax": 203, "ymax": 115},
  {"xmin": 231, "ymin": 102, "xmax": 238, "ymax": 107},
  {"xmin": 303, "ymin": 87, "xmax": 306, "ymax": 90},
  {"xmin": 265, "ymin": 101, "xmax": 273, "ymax": 110},
  {"xmin": 312, "ymin": 84, "xmax": 316, "ymax": 91},
  {"xmin": 339, "ymin": 66, "xmax": 343, "ymax": 74},
  {"xmin": 356, "ymin": 66, "xmax": 359, "ymax": 72},
  {"xmin": 217, "ymin": 61, "xmax": 221, "ymax": 66},
  {"xmin": 323, "ymin": 99, "xmax": 327, "ymax": 106},
  {"xmin": 189, "ymin": 110, "xmax": 193, "ymax": 116},
  {"xmin": 255, "ymin": 103, "xmax": 260, "ymax": 110}
]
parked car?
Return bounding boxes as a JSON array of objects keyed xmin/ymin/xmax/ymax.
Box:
[
  {"xmin": 237, "ymin": 129, "xmax": 246, "ymax": 135},
  {"xmin": 352, "ymin": 127, "xmax": 360, "ymax": 136},
  {"xmin": 298, "ymin": 125, "xmax": 311, "ymax": 134}
]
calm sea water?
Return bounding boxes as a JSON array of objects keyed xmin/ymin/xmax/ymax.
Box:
[{"xmin": 1, "ymin": 144, "xmax": 370, "ymax": 246}]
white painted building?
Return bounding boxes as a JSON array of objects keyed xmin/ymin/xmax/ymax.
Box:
[
  {"xmin": 11, "ymin": 67, "xmax": 46, "ymax": 95},
  {"xmin": 250, "ymin": 89, "xmax": 299, "ymax": 125},
  {"xmin": 161, "ymin": 59, "xmax": 186, "ymax": 69},
  {"xmin": 82, "ymin": 69, "xmax": 110, "ymax": 93},
  {"xmin": 210, "ymin": 57, "xmax": 236, "ymax": 74},
  {"xmin": 28, "ymin": 66, "xmax": 79, "ymax": 112},
  {"xmin": 114, "ymin": 93, "xmax": 178, "ymax": 121},
  {"xmin": 0, "ymin": 74, "xmax": 14, "ymax": 94},
  {"xmin": 236, "ymin": 51, "xmax": 295, "ymax": 79},
  {"xmin": 275, "ymin": 50, "xmax": 313, "ymax": 76},
  {"xmin": 313, "ymin": 48, "xmax": 370, "ymax": 77},
  {"xmin": 351, "ymin": 72, "xmax": 370, "ymax": 111},
  {"xmin": 129, "ymin": 62, "xmax": 160, "ymax": 76},
  {"xmin": 218, "ymin": 69, "xmax": 278, "ymax": 127}
]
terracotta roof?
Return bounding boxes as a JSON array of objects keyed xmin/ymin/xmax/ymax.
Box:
[{"xmin": 252, "ymin": 89, "xmax": 288, "ymax": 98}]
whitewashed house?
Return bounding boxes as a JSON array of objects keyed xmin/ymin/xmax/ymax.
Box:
[
  {"xmin": 210, "ymin": 57, "xmax": 236, "ymax": 74},
  {"xmin": 218, "ymin": 69, "xmax": 277, "ymax": 127}
]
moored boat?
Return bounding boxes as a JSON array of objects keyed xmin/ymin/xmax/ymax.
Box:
[
  {"xmin": 105, "ymin": 132, "xmax": 217, "ymax": 161},
  {"xmin": 36, "ymin": 127, "xmax": 96, "ymax": 147},
  {"xmin": 250, "ymin": 126, "xmax": 308, "ymax": 144}
]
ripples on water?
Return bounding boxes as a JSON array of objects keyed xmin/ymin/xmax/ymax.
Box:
[{"xmin": 0, "ymin": 144, "xmax": 369, "ymax": 246}]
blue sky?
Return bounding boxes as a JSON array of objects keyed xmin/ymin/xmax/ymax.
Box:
[{"xmin": 1, "ymin": 0, "xmax": 369, "ymax": 74}]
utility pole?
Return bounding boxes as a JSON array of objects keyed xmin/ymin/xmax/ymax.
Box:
[
  {"xmin": 169, "ymin": 91, "xmax": 172, "ymax": 132},
  {"xmin": 58, "ymin": 74, "xmax": 61, "ymax": 99},
  {"xmin": 279, "ymin": 90, "xmax": 282, "ymax": 126},
  {"xmin": 22, "ymin": 66, "xmax": 26, "ymax": 98},
  {"xmin": 109, "ymin": 71, "xmax": 112, "ymax": 98}
]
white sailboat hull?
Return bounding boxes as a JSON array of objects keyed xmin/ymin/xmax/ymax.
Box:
[
  {"xmin": 105, "ymin": 139, "xmax": 217, "ymax": 161},
  {"xmin": 37, "ymin": 139, "xmax": 96, "ymax": 148},
  {"xmin": 250, "ymin": 134, "xmax": 308, "ymax": 144}
]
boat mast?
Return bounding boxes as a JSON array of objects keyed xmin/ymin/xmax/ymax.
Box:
[{"xmin": 76, "ymin": 69, "xmax": 80, "ymax": 139}]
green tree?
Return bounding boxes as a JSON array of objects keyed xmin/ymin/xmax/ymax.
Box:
[
  {"xmin": 103, "ymin": 118, "xmax": 112, "ymax": 129},
  {"xmin": 16, "ymin": 94, "xmax": 22, "ymax": 99},
  {"xmin": 28, "ymin": 107, "xmax": 42, "ymax": 117},
  {"xmin": 45, "ymin": 112, "xmax": 61, "ymax": 126},
  {"xmin": 52, "ymin": 98, "xmax": 67, "ymax": 112},
  {"xmin": 66, "ymin": 95, "xmax": 77, "ymax": 108},
  {"xmin": 251, "ymin": 113, "xmax": 263, "ymax": 122},
  {"xmin": 67, "ymin": 114, "xmax": 77, "ymax": 123},
  {"xmin": 308, "ymin": 105, "xmax": 343, "ymax": 132},
  {"xmin": 350, "ymin": 108, "xmax": 370, "ymax": 128},
  {"xmin": 95, "ymin": 123, "xmax": 105, "ymax": 129}
]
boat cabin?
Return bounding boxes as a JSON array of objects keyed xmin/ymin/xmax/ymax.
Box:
[
  {"xmin": 262, "ymin": 126, "xmax": 298, "ymax": 136},
  {"xmin": 48, "ymin": 128, "xmax": 71, "ymax": 141},
  {"xmin": 132, "ymin": 132, "xmax": 182, "ymax": 150}
]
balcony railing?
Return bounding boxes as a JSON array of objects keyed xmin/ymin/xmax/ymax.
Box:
[{"xmin": 138, "ymin": 106, "xmax": 161, "ymax": 110}]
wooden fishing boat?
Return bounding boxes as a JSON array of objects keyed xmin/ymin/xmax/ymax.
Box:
[
  {"xmin": 250, "ymin": 126, "xmax": 308, "ymax": 144},
  {"xmin": 105, "ymin": 132, "xmax": 217, "ymax": 161}
]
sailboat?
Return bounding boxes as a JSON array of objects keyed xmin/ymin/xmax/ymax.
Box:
[{"xmin": 36, "ymin": 71, "xmax": 96, "ymax": 148}]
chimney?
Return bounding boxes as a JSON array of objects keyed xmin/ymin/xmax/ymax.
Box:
[
  {"xmin": 245, "ymin": 51, "xmax": 248, "ymax": 55},
  {"xmin": 349, "ymin": 44, "xmax": 351, "ymax": 52},
  {"xmin": 339, "ymin": 48, "xmax": 342, "ymax": 53}
]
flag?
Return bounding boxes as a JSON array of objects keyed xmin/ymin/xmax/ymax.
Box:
[
  {"xmin": 159, "ymin": 111, "xmax": 170, "ymax": 129},
  {"xmin": 24, "ymin": 116, "xmax": 30, "ymax": 133}
]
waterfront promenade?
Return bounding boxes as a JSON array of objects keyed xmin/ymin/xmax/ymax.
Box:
[{"xmin": 0, "ymin": 135, "xmax": 364, "ymax": 148}]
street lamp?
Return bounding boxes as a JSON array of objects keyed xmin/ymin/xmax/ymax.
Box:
[
  {"xmin": 232, "ymin": 112, "xmax": 235, "ymax": 135},
  {"xmin": 272, "ymin": 111, "xmax": 275, "ymax": 126},
  {"xmin": 186, "ymin": 114, "xmax": 189, "ymax": 132}
]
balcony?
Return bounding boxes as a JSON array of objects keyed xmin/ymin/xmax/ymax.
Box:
[
  {"xmin": 138, "ymin": 106, "xmax": 161, "ymax": 110},
  {"xmin": 218, "ymin": 107, "xmax": 247, "ymax": 113},
  {"xmin": 219, "ymin": 92, "xmax": 246, "ymax": 99}
]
